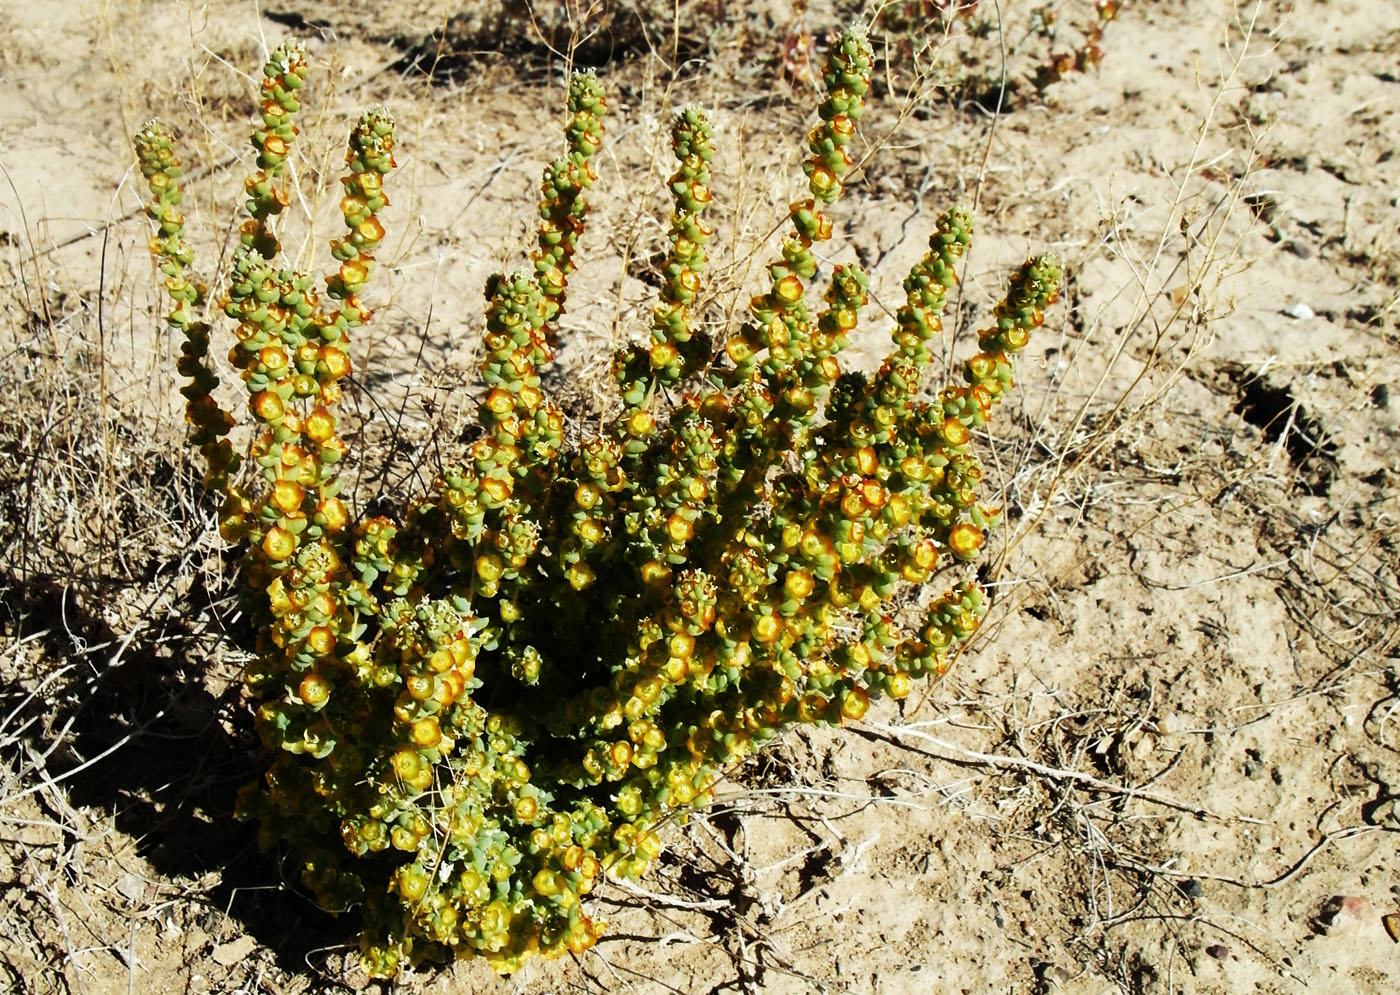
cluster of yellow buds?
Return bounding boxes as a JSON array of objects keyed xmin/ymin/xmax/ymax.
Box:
[
  {"xmin": 139, "ymin": 26, "xmax": 1059, "ymax": 979},
  {"xmin": 532, "ymin": 71, "xmax": 606, "ymax": 344},
  {"xmin": 615, "ymin": 105, "xmax": 715, "ymax": 403},
  {"xmin": 134, "ymin": 122, "xmax": 237, "ymax": 492}
]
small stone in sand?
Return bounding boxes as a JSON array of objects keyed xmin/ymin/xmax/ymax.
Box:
[{"xmin": 212, "ymin": 935, "xmax": 258, "ymax": 967}]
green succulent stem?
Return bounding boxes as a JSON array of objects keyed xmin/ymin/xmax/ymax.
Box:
[
  {"xmin": 616, "ymin": 105, "xmax": 717, "ymax": 409},
  {"xmin": 135, "ymin": 120, "xmax": 239, "ymax": 493},
  {"xmin": 532, "ymin": 70, "xmax": 607, "ymax": 346}
]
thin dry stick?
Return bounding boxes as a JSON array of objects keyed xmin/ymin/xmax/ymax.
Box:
[{"xmin": 860, "ymin": 721, "xmax": 1266, "ymax": 825}]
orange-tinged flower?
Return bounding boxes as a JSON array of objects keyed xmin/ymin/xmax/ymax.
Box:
[
  {"xmin": 784, "ymin": 569, "xmax": 815, "ymax": 600},
  {"xmin": 475, "ymin": 552, "xmax": 503, "ymax": 583},
  {"xmin": 259, "ymin": 344, "xmax": 288, "ymax": 372},
  {"xmin": 480, "ymin": 476, "xmax": 511, "ymax": 504},
  {"xmin": 966, "ymin": 352, "xmax": 997, "ymax": 381},
  {"xmin": 532, "ymin": 868, "xmax": 558, "ymax": 896},
  {"xmin": 576, "ymin": 517, "xmax": 604, "ymax": 545},
  {"xmin": 574, "ymin": 482, "xmax": 601, "ymax": 509},
  {"xmin": 665, "ymin": 512, "xmax": 694, "ymax": 544},
  {"xmin": 752, "ymin": 613, "xmax": 782, "ymax": 644},
  {"xmin": 406, "ymin": 673, "xmax": 434, "ymax": 701},
  {"xmin": 320, "ymin": 346, "xmax": 351, "ymax": 379},
  {"xmin": 391, "ymin": 749, "xmax": 422, "ymax": 782},
  {"xmin": 252, "ymin": 390, "xmax": 284, "ymax": 422},
  {"xmin": 886, "ymin": 493, "xmax": 913, "ymax": 526},
  {"xmin": 485, "ymin": 387, "xmax": 513, "ymax": 416},
  {"xmin": 298, "ymin": 672, "xmax": 330, "ymax": 707},
  {"xmin": 860, "ymin": 479, "xmax": 886, "ymax": 510},
  {"xmin": 609, "ymin": 740, "xmax": 632, "ymax": 767},
  {"xmin": 634, "ymin": 677, "xmax": 662, "ymax": 704},
  {"xmin": 947, "ymin": 522, "xmax": 985, "ymax": 559},
  {"xmin": 306, "ymin": 625, "xmax": 335, "ymax": 657},
  {"xmin": 565, "ymin": 922, "xmax": 595, "ymax": 955},
  {"xmin": 317, "ymin": 496, "xmax": 348, "ymax": 531},
  {"xmin": 338, "ymin": 258, "xmax": 369, "ymax": 288},
  {"xmin": 396, "ymin": 866, "xmax": 428, "ymax": 903},
  {"xmin": 272, "ymin": 479, "xmax": 304, "ymax": 514},
  {"xmin": 725, "ymin": 335, "xmax": 754, "ymax": 363},
  {"xmin": 775, "ymin": 274, "xmax": 804, "ymax": 305},
  {"xmin": 411, "ymin": 716, "xmax": 441, "ymax": 748},
  {"xmin": 649, "ymin": 341, "xmax": 679, "ymax": 370},
  {"xmin": 262, "ymin": 525, "xmax": 296, "ymax": 561},
  {"xmin": 339, "ymin": 194, "xmax": 366, "ymax": 219},
  {"xmin": 797, "ymin": 692, "xmax": 827, "ymax": 723},
  {"xmin": 668, "ymin": 630, "xmax": 695, "ymax": 662},
  {"xmin": 808, "ymin": 163, "xmax": 836, "ymax": 195},
  {"xmin": 304, "ymin": 407, "xmax": 336, "ymax": 443},
  {"xmin": 839, "ymin": 687, "xmax": 869, "ymax": 721}
]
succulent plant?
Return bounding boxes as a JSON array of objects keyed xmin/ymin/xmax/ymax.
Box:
[{"xmin": 138, "ymin": 26, "xmax": 1060, "ymax": 977}]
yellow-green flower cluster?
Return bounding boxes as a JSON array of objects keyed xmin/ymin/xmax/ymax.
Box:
[
  {"xmin": 615, "ymin": 106, "xmax": 716, "ymax": 404},
  {"xmin": 532, "ymin": 70, "xmax": 606, "ymax": 344},
  {"xmin": 135, "ymin": 122, "xmax": 237, "ymax": 492},
  {"xmin": 139, "ymin": 26, "xmax": 1060, "ymax": 981},
  {"xmin": 963, "ymin": 253, "xmax": 1061, "ymax": 410},
  {"xmin": 241, "ymin": 42, "xmax": 308, "ymax": 257}
]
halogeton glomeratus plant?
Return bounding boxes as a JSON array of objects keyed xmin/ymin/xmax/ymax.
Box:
[{"xmin": 136, "ymin": 28, "xmax": 1061, "ymax": 978}]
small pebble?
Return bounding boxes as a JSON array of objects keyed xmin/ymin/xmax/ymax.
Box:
[
  {"xmin": 116, "ymin": 872, "xmax": 147, "ymax": 903},
  {"xmin": 1205, "ymin": 943, "xmax": 1229, "ymax": 960},
  {"xmin": 1282, "ymin": 302, "xmax": 1315, "ymax": 320},
  {"xmin": 211, "ymin": 935, "xmax": 258, "ymax": 967},
  {"xmin": 1157, "ymin": 711, "xmax": 1185, "ymax": 735},
  {"xmin": 1182, "ymin": 878, "xmax": 1205, "ymax": 899},
  {"xmin": 1317, "ymin": 894, "xmax": 1372, "ymax": 934},
  {"xmin": 1383, "ymin": 913, "xmax": 1399, "ymax": 944}
]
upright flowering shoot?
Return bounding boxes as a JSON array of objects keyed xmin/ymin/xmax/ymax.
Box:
[
  {"xmin": 138, "ymin": 25, "xmax": 1061, "ymax": 979},
  {"xmin": 616, "ymin": 105, "xmax": 716, "ymax": 404}
]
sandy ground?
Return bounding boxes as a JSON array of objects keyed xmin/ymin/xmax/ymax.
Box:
[{"xmin": 1, "ymin": 1, "xmax": 1397, "ymax": 993}]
